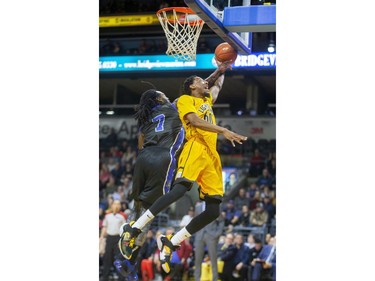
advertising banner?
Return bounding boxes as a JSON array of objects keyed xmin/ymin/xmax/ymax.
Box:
[{"xmin": 99, "ymin": 117, "xmax": 275, "ymax": 141}]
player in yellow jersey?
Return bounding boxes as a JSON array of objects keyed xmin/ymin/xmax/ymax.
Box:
[{"xmin": 119, "ymin": 60, "xmax": 248, "ymax": 274}]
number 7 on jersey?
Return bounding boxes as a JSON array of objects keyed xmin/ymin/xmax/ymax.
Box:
[{"xmin": 152, "ymin": 114, "xmax": 165, "ymax": 132}]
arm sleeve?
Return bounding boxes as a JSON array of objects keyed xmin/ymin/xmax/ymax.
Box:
[{"xmin": 177, "ymin": 95, "xmax": 197, "ymax": 121}]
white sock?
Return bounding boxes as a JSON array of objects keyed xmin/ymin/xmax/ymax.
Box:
[
  {"xmin": 132, "ymin": 210, "xmax": 154, "ymax": 230},
  {"xmin": 170, "ymin": 227, "xmax": 191, "ymax": 246}
]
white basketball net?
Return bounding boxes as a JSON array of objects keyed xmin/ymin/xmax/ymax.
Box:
[{"xmin": 157, "ymin": 9, "xmax": 205, "ymax": 61}]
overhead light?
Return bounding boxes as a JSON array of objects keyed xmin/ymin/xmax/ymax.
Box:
[
  {"xmin": 268, "ymin": 41, "xmax": 276, "ymax": 53},
  {"xmin": 267, "ymin": 32, "xmax": 276, "ymax": 53},
  {"xmin": 106, "ymin": 110, "xmax": 114, "ymax": 115},
  {"xmin": 99, "ymin": 111, "xmax": 102, "ymax": 115}
]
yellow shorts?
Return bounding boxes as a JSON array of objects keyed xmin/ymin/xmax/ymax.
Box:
[{"xmin": 175, "ymin": 139, "xmax": 223, "ymax": 200}]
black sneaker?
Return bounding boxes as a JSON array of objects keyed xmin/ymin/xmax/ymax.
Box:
[
  {"xmin": 157, "ymin": 234, "xmax": 178, "ymax": 273},
  {"xmin": 118, "ymin": 221, "xmax": 141, "ymax": 260}
]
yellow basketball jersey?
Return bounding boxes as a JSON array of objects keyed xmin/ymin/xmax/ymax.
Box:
[{"xmin": 177, "ymin": 93, "xmax": 217, "ymax": 150}]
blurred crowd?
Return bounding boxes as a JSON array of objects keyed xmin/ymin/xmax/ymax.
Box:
[
  {"xmin": 99, "ymin": 38, "xmax": 216, "ymax": 56},
  {"xmin": 99, "ymin": 0, "xmax": 186, "ymax": 16},
  {"xmin": 99, "ymin": 128, "xmax": 276, "ymax": 281},
  {"xmin": 99, "ymin": 0, "xmax": 276, "ymax": 16}
]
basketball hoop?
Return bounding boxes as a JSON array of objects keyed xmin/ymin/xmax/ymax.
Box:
[{"xmin": 156, "ymin": 7, "xmax": 205, "ymax": 61}]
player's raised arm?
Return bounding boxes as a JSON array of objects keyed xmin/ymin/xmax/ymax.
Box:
[{"xmin": 205, "ymin": 60, "xmax": 232, "ymax": 103}]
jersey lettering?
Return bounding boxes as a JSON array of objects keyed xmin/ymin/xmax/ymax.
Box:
[
  {"xmin": 204, "ymin": 113, "xmax": 213, "ymax": 124},
  {"xmin": 152, "ymin": 114, "xmax": 165, "ymax": 132}
]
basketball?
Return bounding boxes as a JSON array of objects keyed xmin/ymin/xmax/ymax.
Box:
[{"xmin": 214, "ymin": 42, "xmax": 238, "ymax": 63}]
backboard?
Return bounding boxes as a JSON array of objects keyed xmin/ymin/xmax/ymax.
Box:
[{"xmin": 184, "ymin": 0, "xmax": 276, "ymax": 55}]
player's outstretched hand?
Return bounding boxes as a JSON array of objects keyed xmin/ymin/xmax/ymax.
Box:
[
  {"xmin": 223, "ymin": 129, "xmax": 248, "ymax": 147},
  {"xmin": 215, "ymin": 57, "xmax": 233, "ymax": 72}
]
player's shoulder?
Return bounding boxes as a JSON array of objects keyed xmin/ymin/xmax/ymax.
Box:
[{"xmin": 177, "ymin": 94, "xmax": 193, "ymax": 104}]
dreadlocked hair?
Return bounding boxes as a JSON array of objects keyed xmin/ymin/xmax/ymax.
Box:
[
  {"xmin": 181, "ymin": 75, "xmax": 197, "ymax": 95},
  {"xmin": 134, "ymin": 89, "xmax": 161, "ymax": 128}
]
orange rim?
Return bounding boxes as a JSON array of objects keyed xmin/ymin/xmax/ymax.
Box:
[{"xmin": 156, "ymin": 7, "xmax": 204, "ymax": 26}]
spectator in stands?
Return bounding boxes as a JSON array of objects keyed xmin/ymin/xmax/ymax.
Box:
[
  {"xmin": 262, "ymin": 195, "xmax": 276, "ymax": 224},
  {"xmin": 246, "ymin": 182, "xmax": 259, "ymax": 199},
  {"xmin": 266, "ymin": 154, "xmax": 276, "ymax": 177},
  {"xmin": 244, "ymin": 233, "xmax": 256, "ymax": 249},
  {"xmin": 120, "ymin": 201, "xmax": 129, "ymax": 213},
  {"xmin": 265, "ymin": 233, "xmax": 272, "ymax": 245},
  {"xmin": 247, "ymin": 237, "xmax": 263, "ymax": 281},
  {"xmin": 112, "ymin": 185, "xmax": 125, "ymax": 203},
  {"xmin": 107, "ymin": 157, "xmax": 117, "ymax": 172},
  {"xmin": 249, "ymin": 148, "xmax": 264, "ymax": 176},
  {"xmin": 100, "ymin": 163, "xmax": 111, "ymax": 191},
  {"xmin": 112, "ymin": 41, "xmax": 122, "ymax": 55},
  {"xmin": 123, "ymin": 162, "xmax": 134, "ymax": 178},
  {"xmin": 217, "ymin": 138, "xmax": 235, "ymax": 155},
  {"xmin": 256, "ymin": 168, "xmax": 274, "ymax": 188},
  {"xmin": 100, "ymin": 150, "xmax": 107, "ymax": 162},
  {"xmin": 119, "ymin": 140, "xmax": 129, "ymax": 153},
  {"xmin": 194, "ymin": 214, "xmax": 225, "ymax": 281},
  {"xmin": 180, "ymin": 206, "xmax": 195, "ymax": 228},
  {"xmin": 106, "ymin": 127, "xmax": 118, "ymax": 147},
  {"xmin": 249, "ymin": 190, "xmax": 261, "ymax": 211},
  {"xmin": 101, "ymin": 39, "xmax": 115, "ymax": 56},
  {"xmin": 197, "ymin": 38, "xmax": 211, "ymax": 53},
  {"xmin": 105, "ymin": 175, "xmax": 117, "ymax": 196},
  {"xmin": 250, "ymin": 202, "xmax": 268, "ymax": 227},
  {"xmin": 232, "ymin": 233, "xmax": 250, "ymax": 281},
  {"xmin": 119, "ymin": 174, "xmax": 132, "ymax": 200},
  {"xmin": 225, "ymin": 172, "xmax": 238, "ymax": 191},
  {"xmin": 233, "ymin": 188, "xmax": 249, "ymax": 210},
  {"xmin": 218, "ymin": 233, "xmax": 237, "ymax": 281},
  {"xmin": 138, "ymin": 39, "xmax": 150, "ymax": 54},
  {"xmin": 139, "ymin": 229, "xmax": 158, "ymax": 279},
  {"xmin": 111, "ymin": 162, "xmax": 124, "ymax": 184},
  {"xmin": 100, "ymin": 200, "xmax": 127, "ymax": 281},
  {"xmin": 122, "ymin": 145, "xmax": 137, "ymax": 165},
  {"xmin": 251, "ymin": 236, "xmax": 276, "ymax": 281},
  {"xmin": 156, "ymin": 40, "xmax": 167, "ymax": 53},
  {"xmin": 260, "ymin": 184, "xmax": 272, "ymax": 199},
  {"xmin": 159, "ymin": 0, "xmax": 169, "ymax": 9},
  {"xmin": 222, "ymin": 200, "xmax": 241, "ymax": 227},
  {"xmin": 100, "ymin": 194, "xmax": 114, "ymax": 213},
  {"xmin": 110, "ymin": 146, "xmax": 123, "ymax": 159},
  {"xmin": 237, "ymin": 205, "xmax": 251, "ymax": 227}
]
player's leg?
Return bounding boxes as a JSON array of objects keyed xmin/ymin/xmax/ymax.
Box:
[
  {"xmin": 119, "ymin": 146, "xmax": 193, "ymax": 260},
  {"xmin": 159, "ymin": 147, "xmax": 224, "ymax": 272},
  {"xmin": 183, "ymin": 150, "xmax": 224, "ymax": 236},
  {"xmin": 134, "ymin": 140, "xmax": 204, "ymax": 228},
  {"xmin": 157, "ymin": 146, "xmax": 223, "ymax": 273},
  {"xmin": 118, "ymin": 158, "xmax": 145, "ymax": 260}
]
